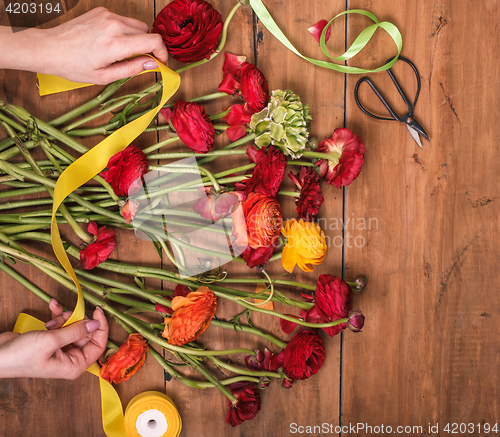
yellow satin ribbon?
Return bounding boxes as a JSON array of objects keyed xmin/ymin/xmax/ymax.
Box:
[{"xmin": 23, "ymin": 55, "xmax": 181, "ymax": 436}]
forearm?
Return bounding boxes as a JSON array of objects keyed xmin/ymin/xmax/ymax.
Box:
[{"xmin": 0, "ymin": 26, "xmax": 49, "ymax": 73}]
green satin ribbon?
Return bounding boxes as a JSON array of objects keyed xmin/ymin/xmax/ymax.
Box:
[{"xmin": 249, "ymin": 0, "xmax": 403, "ymax": 73}]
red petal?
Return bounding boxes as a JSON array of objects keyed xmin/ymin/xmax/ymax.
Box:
[
  {"xmin": 223, "ymin": 104, "xmax": 244, "ymax": 126},
  {"xmin": 222, "ymin": 53, "xmax": 247, "ymax": 75},
  {"xmin": 280, "ymin": 315, "xmax": 301, "ymax": 334},
  {"xmin": 227, "ymin": 125, "xmax": 247, "ymax": 142},
  {"xmin": 218, "ymin": 73, "xmax": 240, "ymax": 96},
  {"xmin": 160, "ymin": 107, "xmax": 171, "ymax": 122},
  {"xmin": 308, "ymin": 20, "xmax": 331, "ymax": 44}
]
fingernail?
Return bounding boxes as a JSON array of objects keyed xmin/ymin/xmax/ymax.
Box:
[
  {"xmin": 96, "ymin": 306, "xmax": 104, "ymax": 313},
  {"xmin": 50, "ymin": 298, "xmax": 59, "ymax": 307},
  {"xmin": 144, "ymin": 60, "xmax": 158, "ymax": 70},
  {"xmin": 63, "ymin": 311, "xmax": 73, "ymax": 319},
  {"xmin": 44, "ymin": 319, "xmax": 57, "ymax": 329},
  {"xmin": 85, "ymin": 320, "xmax": 100, "ymax": 333}
]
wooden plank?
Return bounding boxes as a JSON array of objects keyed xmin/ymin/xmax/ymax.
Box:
[{"xmin": 343, "ymin": 0, "xmax": 500, "ymax": 433}]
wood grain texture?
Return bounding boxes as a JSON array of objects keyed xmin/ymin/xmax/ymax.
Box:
[
  {"xmin": 343, "ymin": 0, "xmax": 500, "ymax": 434},
  {"xmin": 2, "ymin": 0, "xmax": 498, "ymax": 436}
]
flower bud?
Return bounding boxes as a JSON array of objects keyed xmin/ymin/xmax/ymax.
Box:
[
  {"xmin": 353, "ymin": 275, "xmax": 368, "ymax": 292},
  {"xmin": 258, "ymin": 377, "xmax": 271, "ymax": 389},
  {"xmin": 280, "ymin": 377, "xmax": 293, "ymax": 389},
  {"xmin": 347, "ymin": 309, "xmax": 365, "ymax": 332}
]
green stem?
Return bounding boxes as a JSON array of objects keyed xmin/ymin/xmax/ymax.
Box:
[
  {"xmin": 210, "ymin": 319, "xmax": 286, "ymax": 349},
  {"xmin": 210, "ymin": 356, "xmax": 281, "ymax": 379},
  {"xmin": 181, "ymin": 353, "xmax": 236, "ymax": 402},
  {"xmin": 278, "ymin": 190, "xmax": 300, "ymax": 198},
  {"xmin": 148, "ymin": 149, "xmax": 247, "ymax": 160},
  {"xmin": 49, "ymin": 78, "xmax": 130, "ymax": 126},
  {"xmin": 0, "ymin": 122, "xmax": 92, "ymax": 244}
]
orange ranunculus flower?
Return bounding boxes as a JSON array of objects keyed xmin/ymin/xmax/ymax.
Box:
[
  {"xmin": 100, "ymin": 333, "xmax": 148, "ymax": 384},
  {"xmin": 162, "ymin": 286, "xmax": 217, "ymax": 346},
  {"xmin": 281, "ymin": 219, "xmax": 327, "ymax": 273},
  {"xmin": 233, "ymin": 192, "xmax": 282, "ymax": 249}
]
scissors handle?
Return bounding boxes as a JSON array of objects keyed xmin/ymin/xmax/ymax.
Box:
[{"xmin": 354, "ymin": 56, "xmax": 422, "ymax": 122}]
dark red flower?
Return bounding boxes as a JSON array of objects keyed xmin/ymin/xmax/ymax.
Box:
[
  {"xmin": 289, "ymin": 167, "xmax": 324, "ymax": 220},
  {"xmin": 315, "ymin": 128, "xmax": 365, "ymax": 188},
  {"xmin": 314, "ymin": 274, "xmax": 353, "ymax": 337},
  {"xmin": 226, "ymin": 382, "xmax": 261, "ymax": 427},
  {"xmin": 79, "ymin": 222, "xmax": 116, "ymax": 270},
  {"xmin": 152, "ymin": 0, "xmax": 223, "ymax": 63},
  {"xmin": 101, "ymin": 145, "xmax": 148, "ymax": 197},
  {"xmin": 308, "ymin": 20, "xmax": 332, "ymax": 43},
  {"xmin": 241, "ymin": 243, "xmax": 276, "ymax": 269},
  {"xmin": 236, "ymin": 145, "xmax": 287, "ymax": 198},
  {"xmin": 194, "ymin": 190, "xmax": 245, "ymax": 221},
  {"xmin": 171, "ymin": 100, "xmax": 215, "ymax": 153},
  {"xmin": 283, "ymin": 330, "xmax": 325, "ymax": 380},
  {"xmin": 218, "ymin": 53, "xmax": 269, "ymax": 114}
]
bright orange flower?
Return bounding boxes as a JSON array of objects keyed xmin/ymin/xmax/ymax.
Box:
[
  {"xmin": 233, "ymin": 192, "xmax": 282, "ymax": 249},
  {"xmin": 281, "ymin": 219, "xmax": 327, "ymax": 273},
  {"xmin": 162, "ymin": 286, "xmax": 217, "ymax": 346},
  {"xmin": 100, "ymin": 333, "xmax": 148, "ymax": 384}
]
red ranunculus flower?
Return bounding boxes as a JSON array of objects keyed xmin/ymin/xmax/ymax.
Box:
[
  {"xmin": 101, "ymin": 145, "xmax": 148, "ymax": 197},
  {"xmin": 289, "ymin": 167, "xmax": 325, "ymax": 220},
  {"xmin": 218, "ymin": 53, "xmax": 269, "ymax": 114},
  {"xmin": 171, "ymin": 100, "xmax": 215, "ymax": 153},
  {"xmin": 226, "ymin": 382, "xmax": 261, "ymax": 427},
  {"xmin": 235, "ymin": 145, "xmax": 286, "ymax": 198},
  {"xmin": 241, "ymin": 241, "xmax": 277, "ymax": 269},
  {"xmin": 314, "ymin": 274, "xmax": 353, "ymax": 337},
  {"xmin": 283, "ymin": 330, "xmax": 325, "ymax": 380},
  {"xmin": 79, "ymin": 222, "xmax": 116, "ymax": 270},
  {"xmin": 315, "ymin": 128, "xmax": 365, "ymax": 188},
  {"xmin": 152, "ymin": 0, "xmax": 223, "ymax": 63},
  {"xmin": 100, "ymin": 333, "xmax": 148, "ymax": 384}
]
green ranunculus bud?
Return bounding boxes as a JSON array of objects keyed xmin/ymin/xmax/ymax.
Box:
[{"xmin": 249, "ymin": 89, "xmax": 312, "ymax": 159}]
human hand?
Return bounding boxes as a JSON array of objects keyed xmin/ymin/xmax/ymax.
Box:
[
  {"xmin": 0, "ymin": 299, "xmax": 109, "ymax": 380},
  {"xmin": 36, "ymin": 7, "xmax": 168, "ymax": 84}
]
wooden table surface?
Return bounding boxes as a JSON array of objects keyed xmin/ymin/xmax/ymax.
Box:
[{"xmin": 1, "ymin": 1, "xmax": 499, "ymax": 436}]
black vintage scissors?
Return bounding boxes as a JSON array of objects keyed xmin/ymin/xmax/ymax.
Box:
[{"xmin": 354, "ymin": 57, "xmax": 430, "ymax": 148}]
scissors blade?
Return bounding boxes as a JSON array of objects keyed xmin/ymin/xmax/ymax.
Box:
[{"xmin": 407, "ymin": 124, "xmax": 423, "ymax": 148}]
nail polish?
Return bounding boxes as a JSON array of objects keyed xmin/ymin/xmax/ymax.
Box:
[
  {"xmin": 49, "ymin": 298, "xmax": 59, "ymax": 307},
  {"xmin": 144, "ymin": 60, "xmax": 158, "ymax": 70},
  {"xmin": 85, "ymin": 320, "xmax": 100, "ymax": 333},
  {"xmin": 44, "ymin": 319, "xmax": 57, "ymax": 329}
]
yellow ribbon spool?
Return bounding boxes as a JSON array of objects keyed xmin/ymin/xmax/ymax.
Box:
[
  {"xmin": 124, "ymin": 392, "xmax": 182, "ymax": 437},
  {"xmin": 12, "ymin": 56, "xmax": 181, "ymax": 437}
]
